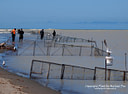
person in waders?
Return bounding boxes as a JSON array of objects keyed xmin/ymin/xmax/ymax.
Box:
[
  {"xmin": 11, "ymin": 28, "xmax": 16, "ymax": 44},
  {"xmin": 18, "ymin": 28, "xmax": 24, "ymax": 42},
  {"xmin": 40, "ymin": 29, "xmax": 44, "ymax": 40},
  {"xmin": 52, "ymin": 30, "xmax": 56, "ymax": 39}
]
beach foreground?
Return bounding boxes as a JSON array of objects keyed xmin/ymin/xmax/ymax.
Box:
[{"xmin": 0, "ymin": 67, "xmax": 60, "ymax": 94}]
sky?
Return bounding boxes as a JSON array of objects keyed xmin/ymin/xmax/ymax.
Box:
[{"xmin": 0, "ymin": 0, "xmax": 128, "ymax": 29}]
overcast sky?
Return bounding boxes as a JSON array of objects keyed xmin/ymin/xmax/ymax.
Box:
[{"xmin": 0, "ymin": 0, "xmax": 128, "ymax": 28}]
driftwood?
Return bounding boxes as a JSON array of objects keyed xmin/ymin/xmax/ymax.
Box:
[
  {"xmin": 0, "ymin": 42, "xmax": 16, "ymax": 51},
  {"xmin": 0, "ymin": 42, "xmax": 6, "ymax": 48}
]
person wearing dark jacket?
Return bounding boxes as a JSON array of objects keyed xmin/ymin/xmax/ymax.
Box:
[
  {"xmin": 40, "ymin": 29, "xmax": 44, "ymax": 40},
  {"xmin": 19, "ymin": 28, "xmax": 24, "ymax": 42},
  {"xmin": 52, "ymin": 30, "xmax": 56, "ymax": 39}
]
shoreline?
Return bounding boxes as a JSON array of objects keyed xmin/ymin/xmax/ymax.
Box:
[{"xmin": 0, "ymin": 67, "xmax": 60, "ymax": 94}]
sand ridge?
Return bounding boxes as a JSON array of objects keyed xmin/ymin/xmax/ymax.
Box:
[{"xmin": 0, "ymin": 67, "xmax": 60, "ymax": 94}]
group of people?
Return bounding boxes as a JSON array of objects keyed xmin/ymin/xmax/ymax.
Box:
[
  {"xmin": 18, "ymin": 28, "xmax": 24, "ymax": 42},
  {"xmin": 39, "ymin": 29, "xmax": 56, "ymax": 40},
  {"xmin": 11, "ymin": 28, "xmax": 24, "ymax": 44},
  {"xmin": 11, "ymin": 28, "xmax": 56, "ymax": 44}
]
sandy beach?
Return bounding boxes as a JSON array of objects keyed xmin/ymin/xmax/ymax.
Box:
[{"xmin": 0, "ymin": 67, "xmax": 60, "ymax": 94}]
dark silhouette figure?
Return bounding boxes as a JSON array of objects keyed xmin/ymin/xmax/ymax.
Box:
[
  {"xmin": 52, "ymin": 30, "xmax": 56, "ymax": 39},
  {"xmin": 40, "ymin": 29, "xmax": 44, "ymax": 40},
  {"xmin": 11, "ymin": 28, "xmax": 16, "ymax": 44},
  {"xmin": 19, "ymin": 28, "xmax": 24, "ymax": 42}
]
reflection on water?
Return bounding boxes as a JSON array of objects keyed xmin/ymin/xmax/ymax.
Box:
[{"xmin": 35, "ymin": 79, "xmax": 128, "ymax": 94}]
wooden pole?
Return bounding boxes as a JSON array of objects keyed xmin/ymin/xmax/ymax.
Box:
[
  {"xmin": 62, "ymin": 44, "xmax": 65, "ymax": 56},
  {"xmin": 47, "ymin": 42, "xmax": 50, "ymax": 56},
  {"xmin": 33, "ymin": 41, "xmax": 36, "ymax": 56},
  {"xmin": 47, "ymin": 64, "xmax": 51, "ymax": 79},
  {"xmin": 61, "ymin": 64, "xmax": 65, "ymax": 79},
  {"xmin": 90, "ymin": 38, "xmax": 93, "ymax": 56},
  {"xmin": 123, "ymin": 71, "xmax": 126, "ymax": 81},
  {"xmin": 125, "ymin": 53, "xmax": 127, "ymax": 71},
  {"xmin": 108, "ymin": 69, "xmax": 111, "ymax": 80},
  {"xmin": 71, "ymin": 66, "xmax": 74, "ymax": 79},
  {"xmin": 30, "ymin": 60, "xmax": 34, "ymax": 78},
  {"xmin": 105, "ymin": 59, "xmax": 107, "ymax": 80},
  {"xmin": 102, "ymin": 41, "xmax": 103, "ymax": 56},
  {"xmin": 93, "ymin": 67, "xmax": 96, "ymax": 80},
  {"xmin": 79, "ymin": 46, "xmax": 82, "ymax": 56},
  {"xmin": 83, "ymin": 68, "xmax": 85, "ymax": 80}
]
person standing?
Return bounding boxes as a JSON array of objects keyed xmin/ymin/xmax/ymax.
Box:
[
  {"xmin": 11, "ymin": 28, "xmax": 16, "ymax": 44},
  {"xmin": 19, "ymin": 28, "xmax": 24, "ymax": 42},
  {"xmin": 52, "ymin": 30, "xmax": 56, "ymax": 39},
  {"xmin": 40, "ymin": 29, "xmax": 44, "ymax": 40}
]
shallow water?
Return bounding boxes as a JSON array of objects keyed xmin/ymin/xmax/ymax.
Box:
[
  {"xmin": 35, "ymin": 79, "xmax": 128, "ymax": 94},
  {"xmin": 1, "ymin": 30, "xmax": 128, "ymax": 94}
]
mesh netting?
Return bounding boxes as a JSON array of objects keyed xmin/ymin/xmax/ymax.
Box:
[
  {"xmin": 95, "ymin": 67, "xmax": 106, "ymax": 80},
  {"xmin": 48, "ymin": 64, "xmax": 62, "ymax": 79},
  {"xmin": 17, "ymin": 34, "xmax": 108, "ymax": 56},
  {"xmin": 55, "ymin": 35, "xmax": 89, "ymax": 43},
  {"xmin": 32, "ymin": 61, "xmax": 42, "ymax": 74},
  {"xmin": 30, "ymin": 60, "xmax": 95, "ymax": 80},
  {"xmin": 110, "ymin": 70, "xmax": 124, "ymax": 81},
  {"xmin": 95, "ymin": 67, "xmax": 128, "ymax": 81},
  {"xmin": 84, "ymin": 68, "xmax": 94, "ymax": 80},
  {"xmin": 94, "ymin": 48, "xmax": 108, "ymax": 56},
  {"xmin": 30, "ymin": 60, "xmax": 128, "ymax": 81},
  {"xmin": 62, "ymin": 46, "xmax": 82, "ymax": 56},
  {"xmin": 18, "ymin": 40, "xmax": 98, "ymax": 56}
]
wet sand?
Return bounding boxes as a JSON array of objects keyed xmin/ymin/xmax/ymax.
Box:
[{"xmin": 0, "ymin": 67, "xmax": 60, "ymax": 94}]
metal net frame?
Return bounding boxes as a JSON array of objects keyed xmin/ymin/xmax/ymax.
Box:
[
  {"xmin": 30, "ymin": 60, "xmax": 94, "ymax": 80},
  {"xmin": 30, "ymin": 60, "xmax": 128, "ymax": 81},
  {"xmin": 94, "ymin": 67, "xmax": 128, "ymax": 81},
  {"xmin": 17, "ymin": 39, "xmax": 108, "ymax": 56}
]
